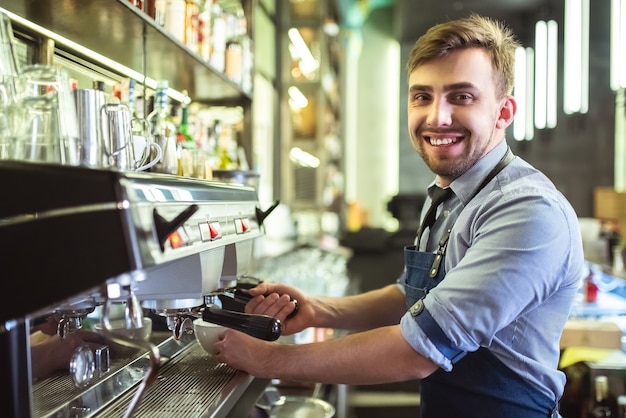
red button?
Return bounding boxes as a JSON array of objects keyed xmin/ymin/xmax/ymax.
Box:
[
  {"xmin": 241, "ymin": 218, "xmax": 249, "ymax": 232},
  {"xmin": 208, "ymin": 222, "xmax": 220, "ymax": 240}
]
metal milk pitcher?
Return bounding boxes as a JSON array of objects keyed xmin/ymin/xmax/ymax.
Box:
[
  {"xmin": 102, "ymin": 105, "xmax": 163, "ymax": 171},
  {"xmin": 101, "ymin": 103, "xmax": 134, "ymax": 170},
  {"xmin": 75, "ymin": 88, "xmax": 107, "ymax": 167}
]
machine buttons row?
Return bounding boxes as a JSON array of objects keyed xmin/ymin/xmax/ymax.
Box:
[{"xmin": 166, "ymin": 217, "xmax": 252, "ymax": 249}]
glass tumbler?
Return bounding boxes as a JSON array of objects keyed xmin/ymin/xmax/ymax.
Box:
[
  {"xmin": 0, "ymin": 11, "xmax": 19, "ymax": 159},
  {"xmin": 12, "ymin": 64, "xmax": 80, "ymax": 165}
]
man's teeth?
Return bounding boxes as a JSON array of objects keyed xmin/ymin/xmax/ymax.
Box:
[{"xmin": 428, "ymin": 137, "xmax": 457, "ymax": 146}]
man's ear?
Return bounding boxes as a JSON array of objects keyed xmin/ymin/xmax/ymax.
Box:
[{"xmin": 496, "ymin": 95, "xmax": 516, "ymax": 129}]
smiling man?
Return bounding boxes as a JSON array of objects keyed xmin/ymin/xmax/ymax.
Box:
[{"xmin": 214, "ymin": 14, "xmax": 585, "ymax": 418}]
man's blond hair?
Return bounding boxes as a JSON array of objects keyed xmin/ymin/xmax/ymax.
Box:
[{"xmin": 406, "ymin": 14, "xmax": 520, "ymax": 99}]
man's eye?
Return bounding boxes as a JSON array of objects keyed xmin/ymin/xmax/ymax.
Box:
[
  {"xmin": 413, "ymin": 94, "xmax": 429, "ymax": 102},
  {"xmin": 454, "ymin": 93, "xmax": 473, "ymax": 101}
]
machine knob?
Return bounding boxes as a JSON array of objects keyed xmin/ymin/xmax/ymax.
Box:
[
  {"xmin": 153, "ymin": 204, "xmax": 199, "ymax": 252},
  {"xmin": 255, "ymin": 200, "xmax": 280, "ymax": 227}
]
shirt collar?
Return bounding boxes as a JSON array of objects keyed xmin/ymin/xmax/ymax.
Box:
[{"xmin": 428, "ymin": 140, "xmax": 509, "ymax": 205}]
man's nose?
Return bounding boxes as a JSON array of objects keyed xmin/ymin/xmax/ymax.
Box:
[{"xmin": 426, "ymin": 99, "xmax": 453, "ymax": 127}]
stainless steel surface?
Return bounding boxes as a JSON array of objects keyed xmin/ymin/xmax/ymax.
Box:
[
  {"xmin": 0, "ymin": 0, "xmax": 252, "ymax": 104},
  {"xmin": 270, "ymin": 396, "xmax": 336, "ymax": 418},
  {"xmin": 0, "ymin": 161, "xmax": 263, "ymax": 321},
  {"xmin": 0, "ymin": 160, "xmax": 272, "ymax": 417},
  {"xmin": 33, "ymin": 334, "xmax": 258, "ymax": 418}
]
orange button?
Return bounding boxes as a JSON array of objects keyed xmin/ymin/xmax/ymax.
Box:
[{"xmin": 168, "ymin": 231, "xmax": 183, "ymax": 248}]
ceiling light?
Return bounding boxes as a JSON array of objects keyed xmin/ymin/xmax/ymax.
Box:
[{"xmin": 563, "ymin": 0, "xmax": 589, "ymax": 114}]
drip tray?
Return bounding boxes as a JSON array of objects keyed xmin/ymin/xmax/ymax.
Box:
[
  {"xmin": 34, "ymin": 336, "xmax": 264, "ymax": 418},
  {"xmin": 98, "ymin": 345, "xmax": 247, "ymax": 418}
]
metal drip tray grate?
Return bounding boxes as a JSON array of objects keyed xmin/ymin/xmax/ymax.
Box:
[
  {"xmin": 33, "ymin": 339, "xmax": 256, "ymax": 418},
  {"xmin": 99, "ymin": 344, "xmax": 245, "ymax": 418}
]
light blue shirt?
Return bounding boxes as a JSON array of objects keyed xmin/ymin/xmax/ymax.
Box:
[{"xmin": 399, "ymin": 140, "xmax": 585, "ymax": 402}]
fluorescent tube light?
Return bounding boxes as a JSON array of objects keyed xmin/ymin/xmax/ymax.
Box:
[
  {"xmin": 611, "ymin": 0, "xmax": 626, "ymax": 90},
  {"xmin": 546, "ymin": 20, "xmax": 558, "ymax": 128},
  {"xmin": 534, "ymin": 21, "xmax": 548, "ymax": 130},
  {"xmin": 289, "ymin": 147, "xmax": 320, "ymax": 168},
  {"xmin": 288, "ymin": 28, "xmax": 319, "ymax": 75},
  {"xmin": 513, "ymin": 46, "xmax": 527, "ymax": 141},
  {"xmin": 287, "ymin": 86, "xmax": 308, "ymax": 109},
  {"xmin": 563, "ymin": 0, "xmax": 589, "ymax": 114}
]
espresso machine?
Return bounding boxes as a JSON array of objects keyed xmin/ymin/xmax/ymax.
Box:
[{"xmin": 0, "ymin": 160, "xmax": 281, "ymax": 417}]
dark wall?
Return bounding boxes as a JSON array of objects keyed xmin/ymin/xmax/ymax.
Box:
[{"xmin": 397, "ymin": 1, "xmax": 616, "ymax": 218}]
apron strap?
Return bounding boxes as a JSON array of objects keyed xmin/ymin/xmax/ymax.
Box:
[{"xmin": 428, "ymin": 146, "xmax": 515, "ymax": 278}]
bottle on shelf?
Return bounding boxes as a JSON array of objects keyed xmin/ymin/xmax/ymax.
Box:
[
  {"xmin": 209, "ymin": 0, "xmax": 226, "ymax": 72},
  {"xmin": 202, "ymin": 120, "xmax": 221, "ymax": 178},
  {"xmin": 175, "ymin": 91, "xmax": 194, "ymax": 148},
  {"xmin": 216, "ymin": 121, "xmax": 238, "ymax": 170},
  {"xmin": 224, "ymin": 8, "xmax": 244, "ymax": 84},
  {"xmin": 175, "ymin": 92, "xmax": 197, "ymax": 177},
  {"xmin": 184, "ymin": 0, "xmax": 200, "ymax": 50},
  {"xmin": 583, "ymin": 269, "xmax": 599, "ymax": 303},
  {"xmin": 241, "ymin": 31, "xmax": 253, "ymax": 93},
  {"xmin": 198, "ymin": 0, "xmax": 212, "ymax": 60},
  {"xmin": 163, "ymin": 0, "xmax": 186, "ymax": 43},
  {"xmin": 588, "ymin": 375, "xmax": 618, "ymax": 418},
  {"xmin": 146, "ymin": 0, "xmax": 166, "ymax": 26},
  {"xmin": 129, "ymin": 0, "xmax": 144, "ymax": 12}
]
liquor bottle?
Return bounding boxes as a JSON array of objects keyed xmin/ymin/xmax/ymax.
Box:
[
  {"xmin": 147, "ymin": 80, "xmax": 177, "ymax": 174},
  {"xmin": 197, "ymin": 0, "xmax": 211, "ymax": 60},
  {"xmin": 209, "ymin": 0, "xmax": 226, "ymax": 72},
  {"xmin": 241, "ymin": 32, "xmax": 253, "ymax": 93},
  {"xmin": 164, "ymin": 0, "xmax": 186, "ymax": 43},
  {"xmin": 224, "ymin": 8, "xmax": 244, "ymax": 84},
  {"xmin": 588, "ymin": 375, "xmax": 618, "ymax": 417},
  {"xmin": 584, "ymin": 270, "xmax": 598, "ymax": 303},
  {"xmin": 216, "ymin": 121, "xmax": 238, "ymax": 170},
  {"xmin": 127, "ymin": 78, "xmax": 137, "ymax": 116},
  {"xmin": 146, "ymin": 0, "xmax": 166, "ymax": 26},
  {"xmin": 176, "ymin": 92, "xmax": 194, "ymax": 148},
  {"xmin": 184, "ymin": 0, "xmax": 200, "ymax": 50}
]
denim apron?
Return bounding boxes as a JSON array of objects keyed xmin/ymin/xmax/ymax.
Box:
[{"xmin": 401, "ymin": 148, "xmax": 560, "ymax": 418}]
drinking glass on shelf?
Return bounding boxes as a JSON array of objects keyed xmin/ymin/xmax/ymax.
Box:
[
  {"xmin": 12, "ymin": 64, "xmax": 80, "ymax": 165},
  {"xmin": 0, "ymin": 11, "xmax": 19, "ymax": 160}
]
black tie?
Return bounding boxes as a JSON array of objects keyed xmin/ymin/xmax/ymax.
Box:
[{"xmin": 417, "ymin": 186, "xmax": 453, "ymax": 245}]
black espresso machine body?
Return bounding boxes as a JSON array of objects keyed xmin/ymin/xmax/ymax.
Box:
[{"xmin": 0, "ymin": 160, "xmax": 277, "ymax": 417}]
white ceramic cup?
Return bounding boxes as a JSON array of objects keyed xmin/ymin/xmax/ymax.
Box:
[
  {"xmin": 132, "ymin": 134, "xmax": 162, "ymax": 171},
  {"xmin": 193, "ymin": 318, "xmax": 225, "ymax": 356}
]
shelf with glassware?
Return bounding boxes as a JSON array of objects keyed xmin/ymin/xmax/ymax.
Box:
[
  {"xmin": 0, "ymin": 0, "xmax": 271, "ymax": 181},
  {"xmin": 0, "ymin": 0, "xmax": 253, "ymax": 103},
  {"xmin": 282, "ymin": 13, "xmax": 345, "ymax": 239}
]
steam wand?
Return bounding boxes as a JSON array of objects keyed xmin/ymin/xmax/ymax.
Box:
[{"xmin": 102, "ymin": 284, "xmax": 161, "ymax": 418}]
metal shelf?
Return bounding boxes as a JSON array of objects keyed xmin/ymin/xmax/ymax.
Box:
[{"xmin": 0, "ymin": 0, "xmax": 252, "ymax": 104}]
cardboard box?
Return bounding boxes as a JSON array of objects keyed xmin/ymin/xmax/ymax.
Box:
[
  {"xmin": 594, "ymin": 187, "xmax": 626, "ymax": 235},
  {"xmin": 560, "ymin": 319, "xmax": 623, "ymax": 350}
]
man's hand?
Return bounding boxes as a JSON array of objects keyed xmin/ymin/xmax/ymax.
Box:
[{"xmin": 245, "ymin": 283, "xmax": 313, "ymax": 335}]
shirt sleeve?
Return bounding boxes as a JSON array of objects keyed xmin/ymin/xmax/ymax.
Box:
[{"xmin": 400, "ymin": 307, "xmax": 454, "ymax": 371}]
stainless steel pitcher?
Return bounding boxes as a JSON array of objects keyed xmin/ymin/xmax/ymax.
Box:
[{"xmin": 75, "ymin": 88, "xmax": 107, "ymax": 167}]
